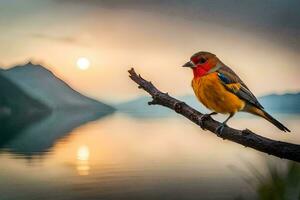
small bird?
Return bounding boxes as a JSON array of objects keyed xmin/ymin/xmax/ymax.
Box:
[{"xmin": 182, "ymin": 51, "xmax": 290, "ymax": 133}]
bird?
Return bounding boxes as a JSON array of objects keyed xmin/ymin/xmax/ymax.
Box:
[{"xmin": 182, "ymin": 51, "xmax": 290, "ymax": 134}]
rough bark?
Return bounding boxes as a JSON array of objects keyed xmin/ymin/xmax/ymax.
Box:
[{"xmin": 128, "ymin": 68, "xmax": 300, "ymax": 162}]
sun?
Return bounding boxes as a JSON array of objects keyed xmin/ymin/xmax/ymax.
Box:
[{"xmin": 76, "ymin": 57, "xmax": 90, "ymax": 70}]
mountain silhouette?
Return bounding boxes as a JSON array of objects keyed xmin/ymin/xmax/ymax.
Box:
[
  {"xmin": 0, "ymin": 70, "xmax": 49, "ymax": 117},
  {"xmin": 2, "ymin": 62, "xmax": 114, "ymax": 112},
  {"xmin": 259, "ymin": 92, "xmax": 300, "ymax": 113}
]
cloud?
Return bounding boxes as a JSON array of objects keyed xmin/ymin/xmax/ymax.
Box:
[
  {"xmin": 29, "ymin": 33, "xmax": 78, "ymax": 44},
  {"xmin": 54, "ymin": 0, "xmax": 300, "ymax": 52}
]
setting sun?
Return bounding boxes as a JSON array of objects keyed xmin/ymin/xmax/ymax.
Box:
[{"xmin": 76, "ymin": 57, "xmax": 90, "ymax": 70}]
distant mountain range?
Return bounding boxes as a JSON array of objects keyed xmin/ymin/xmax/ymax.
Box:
[
  {"xmin": 0, "ymin": 62, "xmax": 114, "ymax": 118},
  {"xmin": 116, "ymin": 92, "xmax": 300, "ymax": 118},
  {"xmin": 259, "ymin": 93, "xmax": 300, "ymax": 113}
]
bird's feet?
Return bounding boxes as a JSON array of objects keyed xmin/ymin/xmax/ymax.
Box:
[
  {"xmin": 199, "ymin": 112, "xmax": 216, "ymax": 130},
  {"xmin": 215, "ymin": 123, "xmax": 228, "ymax": 136}
]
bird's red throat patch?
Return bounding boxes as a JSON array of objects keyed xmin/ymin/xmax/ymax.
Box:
[{"xmin": 193, "ymin": 62, "xmax": 213, "ymax": 78}]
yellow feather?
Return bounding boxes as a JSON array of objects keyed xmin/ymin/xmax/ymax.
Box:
[{"xmin": 192, "ymin": 72, "xmax": 245, "ymax": 114}]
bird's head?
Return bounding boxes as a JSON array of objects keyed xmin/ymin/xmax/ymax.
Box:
[{"xmin": 182, "ymin": 51, "xmax": 219, "ymax": 78}]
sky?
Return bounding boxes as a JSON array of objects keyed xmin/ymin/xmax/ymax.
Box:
[{"xmin": 0, "ymin": 0, "xmax": 299, "ymax": 102}]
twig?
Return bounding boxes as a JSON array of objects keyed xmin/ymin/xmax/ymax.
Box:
[{"xmin": 128, "ymin": 68, "xmax": 300, "ymax": 162}]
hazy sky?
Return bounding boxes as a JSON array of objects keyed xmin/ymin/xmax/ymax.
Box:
[{"xmin": 0, "ymin": 0, "xmax": 299, "ymax": 102}]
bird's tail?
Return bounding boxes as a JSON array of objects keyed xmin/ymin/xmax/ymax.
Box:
[{"xmin": 245, "ymin": 106, "xmax": 290, "ymax": 132}]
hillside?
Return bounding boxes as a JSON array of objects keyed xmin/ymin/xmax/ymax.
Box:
[
  {"xmin": 2, "ymin": 62, "xmax": 114, "ymax": 112},
  {"xmin": 0, "ymin": 71, "xmax": 49, "ymax": 117}
]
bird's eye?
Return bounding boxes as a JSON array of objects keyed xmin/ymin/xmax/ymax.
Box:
[
  {"xmin": 199, "ymin": 57, "xmax": 207, "ymax": 64},
  {"xmin": 191, "ymin": 56, "xmax": 207, "ymax": 65}
]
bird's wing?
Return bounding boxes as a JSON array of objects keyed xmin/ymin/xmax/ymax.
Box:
[
  {"xmin": 218, "ymin": 65, "xmax": 250, "ymax": 90},
  {"xmin": 217, "ymin": 67, "xmax": 264, "ymax": 109}
]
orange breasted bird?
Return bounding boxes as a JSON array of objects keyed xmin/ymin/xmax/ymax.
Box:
[{"xmin": 182, "ymin": 51, "xmax": 290, "ymax": 133}]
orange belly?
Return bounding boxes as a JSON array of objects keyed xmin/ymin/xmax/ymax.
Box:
[{"xmin": 192, "ymin": 72, "xmax": 245, "ymax": 114}]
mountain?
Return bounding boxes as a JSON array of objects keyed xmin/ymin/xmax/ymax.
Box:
[
  {"xmin": 117, "ymin": 92, "xmax": 300, "ymax": 118},
  {"xmin": 259, "ymin": 92, "xmax": 300, "ymax": 113},
  {"xmin": 2, "ymin": 62, "xmax": 114, "ymax": 112},
  {"xmin": 0, "ymin": 71, "xmax": 49, "ymax": 118},
  {"xmin": 0, "ymin": 71, "xmax": 50, "ymax": 134}
]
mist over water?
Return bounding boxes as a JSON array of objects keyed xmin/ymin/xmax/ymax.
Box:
[{"xmin": 0, "ymin": 111, "xmax": 299, "ymax": 200}]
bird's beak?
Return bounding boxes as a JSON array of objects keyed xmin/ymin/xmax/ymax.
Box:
[{"xmin": 182, "ymin": 61, "xmax": 195, "ymax": 68}]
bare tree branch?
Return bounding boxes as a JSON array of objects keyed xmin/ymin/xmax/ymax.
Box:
[{"xmin": 128, "ymin": 68, "xmax": 300, "ymax": 162}]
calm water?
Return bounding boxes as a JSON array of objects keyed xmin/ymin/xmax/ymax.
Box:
[{"xmin": 0, "ymin": 111, "xmax": 299, "ymax": 200}]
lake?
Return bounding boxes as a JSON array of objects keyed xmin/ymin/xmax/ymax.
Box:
[{"xmin": 0, "ymin": 111, "xmax": 299, "ymax": 200}]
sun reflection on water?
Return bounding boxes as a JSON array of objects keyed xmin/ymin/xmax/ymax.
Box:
[{"xmin": 76, "ymin": 145, "xmax": 90, "ymax": 176}]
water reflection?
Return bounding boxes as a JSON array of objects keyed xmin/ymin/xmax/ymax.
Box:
[
  {"xmin": 0, "ymin": 110, "xmax": 112, "ymax": 157},
  {"xmin": 0, "ymin": 112, "xmax": 298, "ymax": 200},
  {"xmin": 77, "ymin": 145, "xmax": 90, "ymax": 176},
  {"xmin": 0, "ymin": 111, "xmax": 46, "ymax": 148}
]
